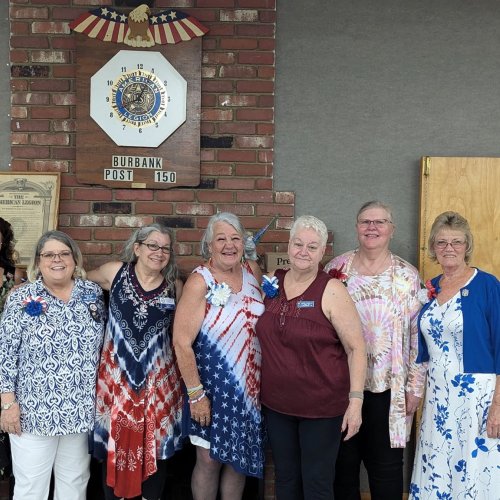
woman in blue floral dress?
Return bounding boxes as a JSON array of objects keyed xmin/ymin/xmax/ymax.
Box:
[{"xmin": 410, "ymin": 212, "xmax": 500, "ymax": 500}]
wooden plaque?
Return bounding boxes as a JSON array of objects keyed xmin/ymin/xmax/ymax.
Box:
[{"xmin": 74, "ymin": 35, "xmax": 201, "ymax": 189}]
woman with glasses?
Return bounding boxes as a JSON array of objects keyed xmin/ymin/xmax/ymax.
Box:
[
  {"xmin": 173, "ymin": 212, "xmax": 265, "ymax": 500},
  {"xmin": 0, "ymin": 230, "xmax": 106, "ymax": 499},
  {"xmin": 256, "ymin": 215, "xmax": 366, "ymax": 500},
  {"xmin": 409, "ymin": 211, "xmax": 500, "ymax": 499},
  {"xmin": 88, "ymin": 223, "xmax": 184, "ymax": 500},
  {"xmin": 324, "ymin": 201, "xmax": 426, "ymax": 500}
]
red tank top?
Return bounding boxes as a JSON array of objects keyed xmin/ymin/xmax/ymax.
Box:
[{"xmin": 256, "ymin": 269, "xmax": 350, "ymax": 418}]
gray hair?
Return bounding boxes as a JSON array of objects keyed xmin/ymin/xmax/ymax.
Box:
[
  {"xmin": 201, "ymin": 212, "xmax": 252, "ymax": 260},
  {"xmin": 290, "ymin": 215, "xmax": 328, "ymax": 246},
  {"xmin": 356, "ymin": 200, "xmax": 394, "ymax": 224},
  {"xmin": 428, "ymin": 211, "xmax": 474, "ymax": 264},
  {"xmin": 27, "ymin": 230, "xmax": 86, "ymax": 282},
  {"xmin": 121, "ymin": 223, "xmax": 178, "ymax": 283}
]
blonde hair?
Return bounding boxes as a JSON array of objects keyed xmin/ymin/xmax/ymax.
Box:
[{"xmin": 290, "ymin": 215, "xmax": 328, "ymax": 246}]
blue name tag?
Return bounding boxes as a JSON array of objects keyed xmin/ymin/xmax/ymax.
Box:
[
  {"xmin": 297, "ymin": 300, "xmax": 315, "ymax": 308},
  {"xmin": 158, "ymin": 297, "xmax": 176, "ymax": 310},
  {"xmin": 81, "ymin": 292, "xmax": 97, "ymax": 303}
]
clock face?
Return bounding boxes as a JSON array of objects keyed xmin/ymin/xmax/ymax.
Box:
[{"xmin": 90, "ymin": 50, "xmax": 187, "ymax": 147}]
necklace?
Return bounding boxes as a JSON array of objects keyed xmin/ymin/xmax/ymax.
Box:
[{"xmin": 354, "ymin": 251, "xmax": 392, "ymax": 276}]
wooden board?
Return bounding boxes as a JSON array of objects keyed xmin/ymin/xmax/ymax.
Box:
[{"xmin": 74, "ymin": 35, "xmax": 201, "ymax": 189}]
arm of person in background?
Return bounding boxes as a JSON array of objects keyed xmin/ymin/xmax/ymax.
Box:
[
  {"xmin": 174, "ymin": 278, "xmax": 184, "ymax": 302},
  {"xmin": 323, "ymin": 279, "xmax": 366, "ymax": 441},
  {"xmin": 485, "ymin": 275, "xmax": 500, "ymax": 438},
  {"xmin": 247, "ymin": 259, "xmax": 263, "ymax": 285},
  {"xmin": 0, "ymin": 291, "xmax": 24, "ymax": 436},
  {"xmin": 405, "ymin": 271, "xmax": 428, "ymax": 415},
  {"xmin": 172, "ymin": 273, "xmax": 211, "ymax": 426},
  {"xmin": 87, "ymin": 261, "xmax": 123, "ymax": 291}
]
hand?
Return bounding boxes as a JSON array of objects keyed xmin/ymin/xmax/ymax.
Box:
[
  {"xmin": 486, "ymin": 400, "xmax": 500, "ymax": 439},
  {"xmin": 190, "ymin": 395, "xmax": 212, "ymax": 427},
  {"xmin": 342, "ymin": 398, "xmax": 362, "ymax": 441},
  {"xmin": 405, "ymin": 391, "xmax": 422, "ymax": 415},
  {"xmin": 0, "ymin": 403, "xmax": 21, "ymax": 436}
]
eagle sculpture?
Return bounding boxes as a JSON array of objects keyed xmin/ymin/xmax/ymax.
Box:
[{"xmin": 69, "ymin": 4, "xmax": 208, "ymax": 46}]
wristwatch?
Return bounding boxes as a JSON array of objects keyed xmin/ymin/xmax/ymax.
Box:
[{"xmin": 1, "ymin": 401, "xmax": 17, "ymax": 410}]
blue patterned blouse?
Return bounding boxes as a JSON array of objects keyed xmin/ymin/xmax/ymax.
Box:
[{"xmin": 0, "ymin": 278, "xmax": 106, "ymax": 436}]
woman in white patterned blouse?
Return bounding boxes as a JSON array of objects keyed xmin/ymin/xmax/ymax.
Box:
[{"xmin": 0, "ymin": 230, "xmax": 106, "ymax": 500}]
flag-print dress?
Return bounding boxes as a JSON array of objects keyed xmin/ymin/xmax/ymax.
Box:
[
  {"xmin": 92, "ymin": 263, "xmax": 184, "ymax": 499},
  {"xmin": 188, "ymin": 263, "xmax": 265, "ymax": 478}
]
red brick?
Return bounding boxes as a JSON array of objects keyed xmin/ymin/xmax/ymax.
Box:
[
  {"xmin": 259, "ymin": 95, "xmax": 274, "ymax": 107},
  {"xmin": 64, "ymin": 228, "xmax": 92, "ymax": 241},
  {"xmin": 237, "ymin": 24, "xmax": 274, "ymax": 37},
  {"xmin": 235, "ymin": 163, "xmax": 269, "ymax": 176},
  {"xmin": 202, "ymin": 38, "xmax": 217, "ymax": 51},
  {"xmin": 11, "ymin": 119, "xmax": 49, "ymax": 132},
  {"xmin": 259, "ymin": 39, "xmax": 275, "ymax": 50},
  {"xmin": 176, "ymin": 229, "xmax": 205, "ymax": 242},
  {"xmin": 11, "ymin": 107, "xmax": 28, "ymax": 119},
  {"xmin": 79, "ymin": 242, "xmax": 113, "ymax": 255},
  {"xmin": 219, "ymin": 38, "xmax": 258, "ymax": 50},
  {"xmin": 257, "ymin": 205, "xmax": 294, "ymax": 217},
  {"xmin": 52, "ymin": 93, "xmax": 75, "ymax": 105},
  {"xmin": 52, "ymin": 65, "xmax": 76, "ymax": 78},
  {"xmin": 30, "ymin": 79, "xmax": 70, "ymax": 91},
  {"xmin": 200, "ymin": 122, "xmax": 216, "ymax": 135},
  {"xmin": 260, "ymin": 10, "xmax": 276, "ymax": 22},
  {"xmin": 176, "ymin": 203, "xmax": 214, "ymax": 216},
  {"xmin": 31, "ymin": 21, "xmax": 70, "ymax": 34},
  {"xmin": 220, "ymin": 10, "xmax": 258, "ymax": 22},
  {"xmin": 197, "ymin": 0, "xmax": 235, "ymax": 6},
  {"xmin": 202, "ymin": 94, "xmax": 217, "ymax": 107},
  {"xmin": 94, "ymin": 228, "xmax": 133, "ymax": 241},
  {"xmin": 275, "ymin": 192, "xmax": 295, "ymax": 204},
  {"xmin": 201, "ymin": 80, "xmax": 234, "ymax": 93},
  {"xmin": 12, "ymin": 93, "xmax": 50, "ymax": 105},
  {"xmin": 114, "ymin": 190, "xmax": 154, "ymax": 201},
  {"xmin": 51, "ymin": 7, "xmax": 90, "ymax": 22},
  {"xmin": 11, "ymin": 80, "xmax": 28, "ymax": 92},
  {"xmin": 202, "ymin": 23, "xmax": 234, "ymax": 36},
  {"xmin": 52, "ymin": 148, "xmax": 75, "ymax": 160},
  {"xmin": 11, "ymin": 36, "xmax": 49, "ymax": 48},
  {"xmin": 32, "ymin": 51, "xmax": 70, "ymax": 64},
  {"xmin": 31, "ymin": 106, "xmax": 70, "ymax": 119},
  {"xmin": 218, "ymin": 94, "xmax": 258, "ymax": 107},
  {"xmin": 258, "ymin": 66, "xmax": 275, "ymax": 78},
  {"xmin": 156, "ymin": 191, "xmax": 196, "ymax": 202},
  {"xmin": 11, "ymin": 133, "xmax": 28, "ymax": 145},
  {"xmin": 10, "ymin": 21, "xmax": 30, "ymax": 35},
  {"xmin": 10, "ymin": 7, "xmax": 49, "ymax": 19},
  {"xmin": 257, "ymin": 123, "xmax": 274, "ymax": 135},
  {"xmin": 11, "ymin": 145, "xmax": 50, "ymax": 158},
  {"xmin": 52, "ymin": 37, "xmax": 76, "ymax": 50},
  {"xmin": 201, "ymin": 150, "xmax": 216, "ymax": 162},
  {"xmin": 256, "ymin": 178, "xmax": 273, "ymax": 190},
  {"xmin": 219, "ymin": 65, "xmax": 257, "ymax": 79},
  {"xmin": 217, "ymin": 150, "xmax": 256, "ymax": 162},
  {"xmin": 135, "ymin": 202, "xmax": 173, "ymax": 214},
  {"xmin": 217, "ymin": 178, "xmax": 255, "ymax": 190},
  {"xmin": 76, "ymin": 215, "xmax": 112, "ymax": 227},
  {"xmin": 238, "ymin": 0, "xmax": 275, "ymax": 6},
  {"xmin": 259, "ymin": 150, "xmax": 274, "ymax": 162},
  {"xmin": 115, "ymin": 216, "xmax": 154, "ymax": 227},
  {"xmin": 157, "ymin": 0, "xmax": 195, "ymax": 6},
  {"xmin": 60, "ymin": 174, "xmax": 81, "ymax": 187},
  {"xmin": 73, "ymin": 188, "xmax": 112, "ymax": 201},
  {"xmin": 10, "ymin": 160, "xmax": 29, "ymax": 171},
  {"xmin": 201, "ymin": 109, "xmax": 233, "ymax": 121},
  {"xmin": 238, "ymin": 52, "xmax": 274, "ymax": 65},
  {"xmin": 10, "ymin": 50, "xmax": 29, "ymax": 63},
  {"xmin": 236, "ymin": 109, "xmax": 273, "ymax": 121},
  {"xmin": 174, "ymin": 242, "xmax": 194, "ymax": 256},
  {"xmin": 215, "ymin": 204, "xmax": 254, "ymax": 215},
  {"xmin": 218, "ymin": 122, "xmax": 256, "ymax": 135},
  {"xmin": 202, "ymin": 52, "xmax": 235, "ymax": 65},
  {"xmin": 197, "ymin": 191, "xmax": 234, "ymax": 202},
  {"xmin": 180, "ymin": 9, "xmax": 217, "ymax": 22},
  {"xmin": 236, "ymin": 191, "xmax": 273, "ymax": 203},
  {"xmin": 31, "ymin": 133, "xmax": 69, "ymax": 146},
  {"xmin": 53, "ymin": 120, "xmax": 76, "ymax": 132},
  {"xmin": 58, "ymin": 214, "xmax": 71, "ymax": 227},
  {"xmin": 58, "ymin": 200, "xmax": 90, "ymax": 215},
  {"xmin": 33, "ymin": 160, "xmax": 69, "ymax": 172},
  {"xmin": 236, "ymin": 80, "xmax": 274, "ymax": 93},
  {"xmin": 235, "ymin": 136, "xmax": 273, "ymax": 149},
  {"xmin": 202, "ymin": 66, "xmax": 217, "ymax": 78},
  {"xmin": 200, "ymin": 163, "xmax": 233, "ymax": 176}
]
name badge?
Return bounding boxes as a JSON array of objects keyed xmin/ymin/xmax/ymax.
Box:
[
  {"xmin": 297, "ymin": 300, "xmax": 315, "ymax": 308},
  {"xmin": 158, "ymin": 297, "xmax": 176, "ymax": 310},
  {"xmin": 81, "ymin": 292, "xmax": 97, "ymax": 303}
]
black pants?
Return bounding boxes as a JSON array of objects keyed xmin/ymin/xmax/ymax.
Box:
[
  {"xmin": 102, "ymin": 459, "xmax": 168, "ymax": 500},
  {"xmin": 263, "ymin": 406, "xmax": 343, "ymax": 500},
  {"xmin": 334, "ymin": 390, "xmax": 404, "ymax": 500}
]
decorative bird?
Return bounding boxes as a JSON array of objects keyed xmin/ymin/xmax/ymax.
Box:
[{"xmin": 127, "ymin": 4, "xmax": 154, "ymax": 47}]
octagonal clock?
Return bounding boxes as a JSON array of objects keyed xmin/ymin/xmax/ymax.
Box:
[{"xmin": 90, "ymin": 50, "xmax": 187, "ymax": 148}]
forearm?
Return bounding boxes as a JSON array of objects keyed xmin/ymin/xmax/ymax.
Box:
[
  {"xmin": 346, "ymin": 346, "xmax": 366, "ymax": 394},
  {"xmin": 174, "ymin": 342, "xmax": 203, "ymax": 389}
]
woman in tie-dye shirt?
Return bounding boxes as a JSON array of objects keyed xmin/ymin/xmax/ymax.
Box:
[{"xmin": 325, "ymin": 200, "xmax": 426, "ymax": 500}]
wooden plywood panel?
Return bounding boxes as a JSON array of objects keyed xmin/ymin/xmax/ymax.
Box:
[{"xmin": 419, "ymin": 157, "xmax": 500, "ymax": 280}]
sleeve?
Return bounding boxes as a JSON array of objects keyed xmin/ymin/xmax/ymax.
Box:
[
  {"xmin": 323, "ymin": 253, "xmax": 348, "ymax": 273},
  {"xmin": 405, "ymin": 268, "xmax": 427, "ymax": 397},
  {"xmin": 488, "ymin": 275, "xmax": 500, "ymax": 374},
  {"xmin": 0, "ymin": 290, "xmax": 25, "ymax": 393}
]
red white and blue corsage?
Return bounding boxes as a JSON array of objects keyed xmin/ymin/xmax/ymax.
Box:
[
  {"xmin": 262, "ymin": 275, "xmax": 279, "ymax": 298},
  {"xmin": 205, "ymin": 282, "xmax": 231, "ymax": 307},
  {"xmin": 327, "ymin": 263, "xmax": 348, "ymax": 286},
  {"xmin": 22, "ymin": 296, "xmax": 48, "ymax": 316},
  {"xmin": 418, "ymin": 280, "xmax": 440, "ymax": 305}
]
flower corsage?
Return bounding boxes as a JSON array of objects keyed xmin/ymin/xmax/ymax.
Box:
[
  {"xmin": 327, "ymin": 263, "xmax": 348, "ymax": 286},
  {"xmin": 418, "ymin": 280, "xmax": 440, "ymax": 305},
  {"xmin": 262, "ymin": 275, "xmax": 279, "ymax": 298},
  {"xmin": 22, "ymin": 296, "xmax": 48, "ymax": 316},
  {"xmin": 205, "ymin": 282, "xmax": 231, "ymax": 307}
]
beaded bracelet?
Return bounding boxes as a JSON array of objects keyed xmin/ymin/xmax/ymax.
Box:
[
  {"xmin": 189, "ymin": 391, "xmax": 206, "ymax": 404},
  {"xmin": 349, "ymin": 391, "xmax": 364, "ymax": 401},
  {"xmin": 187, "ymin": 384, "xmax": 203, "ymax": 397}
]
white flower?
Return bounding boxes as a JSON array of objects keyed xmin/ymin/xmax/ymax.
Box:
[
  {"xmin": 206, "ymin": 282, "xmax": 231, "ymax": 307},
  {"xmin": 417, "ymin": 288, "xmax": 430, "ymax": 305}
]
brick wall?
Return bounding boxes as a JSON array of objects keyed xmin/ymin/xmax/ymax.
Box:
[{"xmin": 9, "ymin": 0, "xmax": 296, "ymax": 283}]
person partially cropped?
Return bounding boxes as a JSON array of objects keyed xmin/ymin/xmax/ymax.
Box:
[
  {"xmin": 89, "ymin": 223, "xmax": 184, "ymax": 500},
  {"xmin": 256, "ymin": 215, "xmax": 366, "ymax": 500},
  {"xmin": 409, "ymin": 211, "xmax": 500, "ymax": 499},
  {"xmin": 0, "ymin": 230, "xmax": 106, "ymax": 500},
  {"xmin": 173, "ymin": 212, "xmax": 264, "ymax": 500},
  {"xmin": 324, "ymin": 201, "xmax": 426, "ymax": 500}
]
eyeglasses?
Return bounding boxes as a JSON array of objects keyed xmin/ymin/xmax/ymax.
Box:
[
  {"xmin": 139, "ymin": 242, "xmax": 171, "ymax": 254},
  {"xmin": 357, "ymin": 219, "xmax": 392, "ymax": 228},
  {"xmin": 435, "ymin": 240, "xmax": 466, "ymax": 250},
  {"xmin": 40, "ymin": 251, "xmax": 73, "ymax": 261}
]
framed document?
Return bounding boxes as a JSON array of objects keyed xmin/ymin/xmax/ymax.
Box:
[{"xmin": 0, "ymin": 173, "xmax": 60, "ymax": 267}]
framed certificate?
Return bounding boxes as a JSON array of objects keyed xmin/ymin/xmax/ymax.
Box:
[{"xmin": 0, "ymin": 172, "xmax": 60, "ymax": 267}]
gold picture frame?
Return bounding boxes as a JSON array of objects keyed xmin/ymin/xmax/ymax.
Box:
[{"xmin": 0, "ymin": 172, "xmax": 61, "ymax": 267}]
